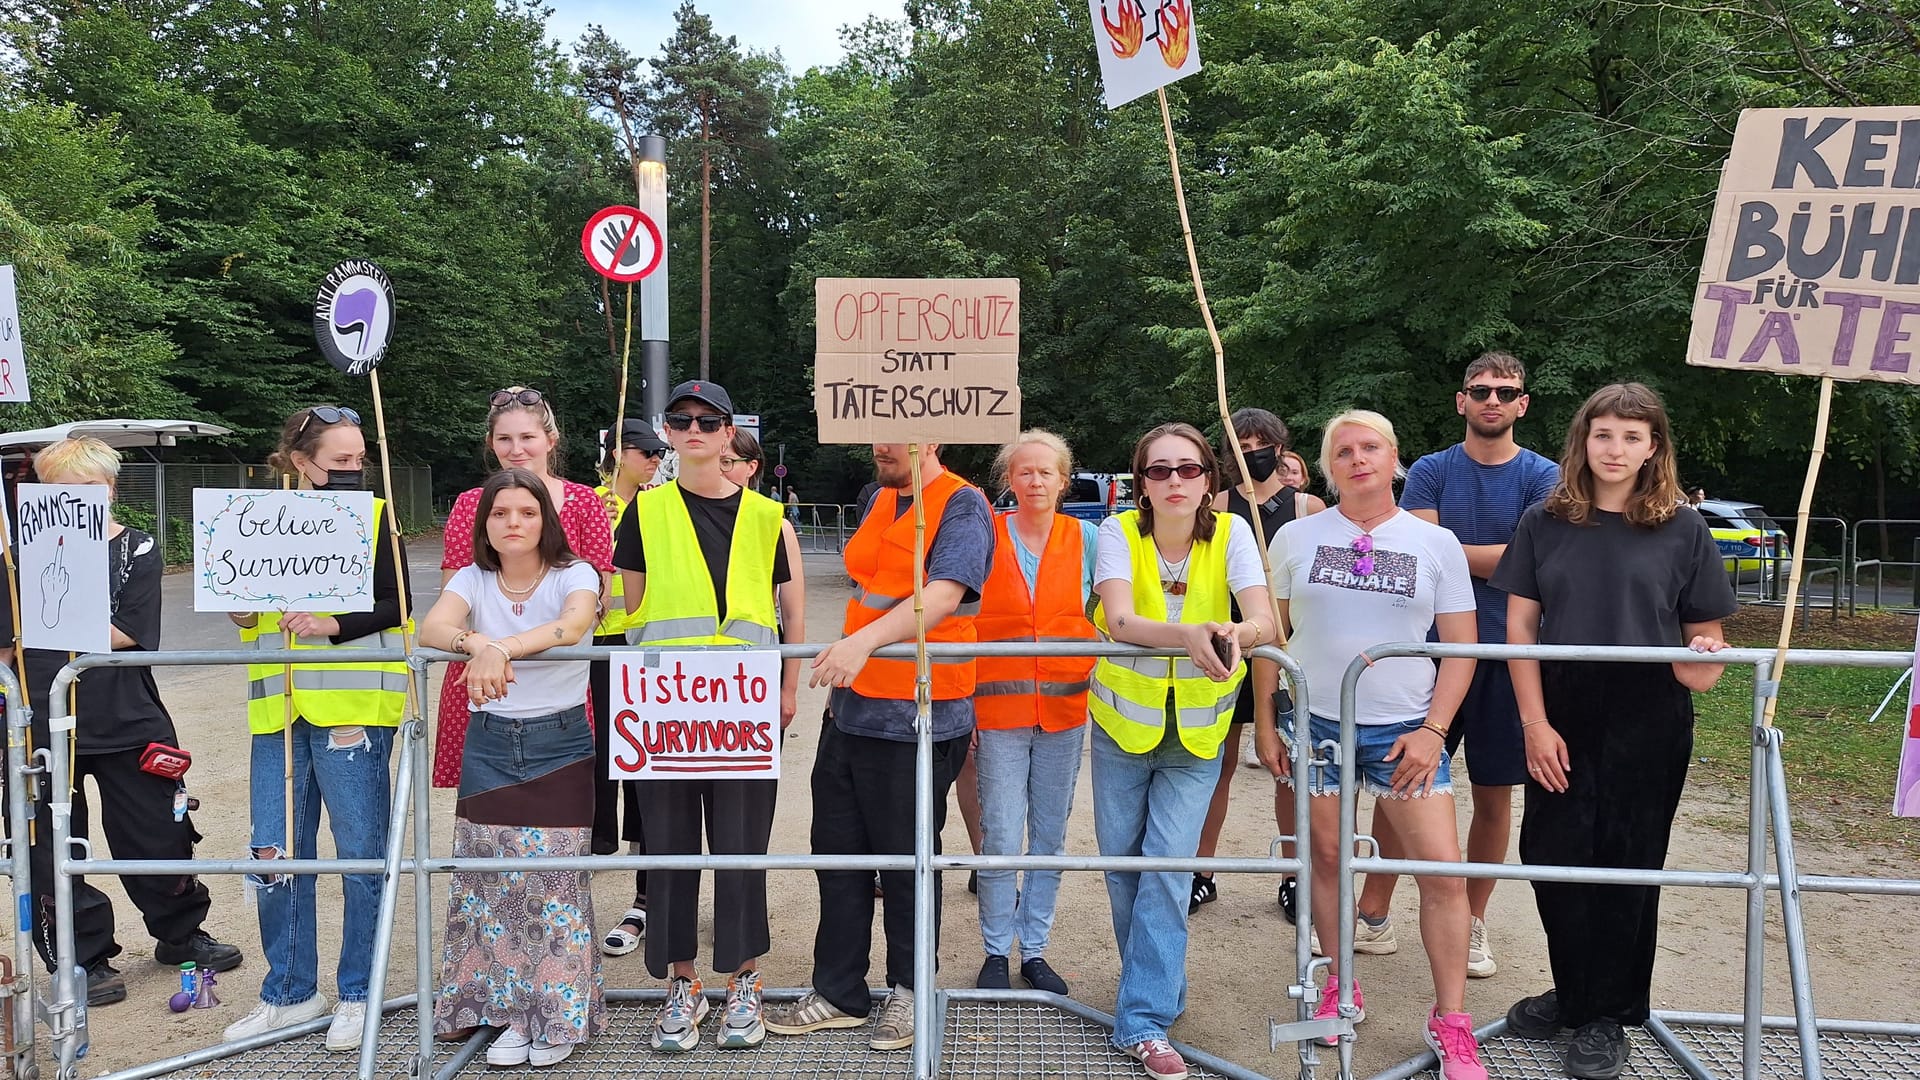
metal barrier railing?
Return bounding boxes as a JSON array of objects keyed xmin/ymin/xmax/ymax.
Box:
[{"xmin": 1850, "ymin": 519, "xmax": 1920, "ymax": 613}]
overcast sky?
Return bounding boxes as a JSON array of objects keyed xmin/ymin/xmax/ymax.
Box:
[{"xmin": 544, "ymin": 1, "xmax": 904, "ymax": 75}]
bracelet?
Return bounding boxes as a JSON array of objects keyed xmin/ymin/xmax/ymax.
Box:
[
  {"xmin": 1522, "ymin": 718, "xmax": 1551, "ymax": 729},
  {"xmin": 485, "ymin": 639, "xmax": 514, "ymax": 662},
  {"xmin": 1419, "ymin": 722, "xmax": 1449, "ymax": 741},
  {"xmin": 451, "ymin": 629, "xmax": 473, "ymax": 653}
]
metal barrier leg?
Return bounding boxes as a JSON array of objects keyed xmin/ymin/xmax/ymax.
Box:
[
  {"xmin": 45, "ymin": 707, "xmax": 78, "ymax": 1078},
  {"xmin": 1741, "ymin": 663, "xmax": 1770, "ymax": 1080},
  {"xmin": 411, "ymin": 683, "xmax": 435, "ymax": 1077},
  {"xmin": 3, "ymin": 667, "xmax": 38, "ymax": 1080},
  {"xmin": 356, "ymin": 698, "xmax": 420, "ymax": 1078},
  {"xmin": 1336, "ymin": 681, "xmax": 1360, "ymax": 1080},
  {"xmin": 1763, "ymin": 727, "xmax": 1825, "ymax": 1080},
  {"xmin": 911, "ymin": 698, "xmax": 936, "ymax": 1080}
]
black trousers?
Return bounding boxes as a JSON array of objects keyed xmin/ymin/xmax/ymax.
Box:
[
  {"xmin": 808, "ymin": 719, "xmax": 968, "ymax": 1016},
  {"xmin": 637, "ymin": 777, "xmax": 778, "ymax": 979},
  {"xmin": 1521, "ymin": 661, "xmax": 1693, "ymax": 1028},
  {"xmin": 589, "ymin": 637, "xmax": 646, "ymax": 899},
  {"xmin": 15, "ymin": 746, "xmax": 213, "ymax": 971}
]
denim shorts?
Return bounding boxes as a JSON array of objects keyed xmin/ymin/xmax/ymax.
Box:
[{"xmin": 1278, "ymin": 712, "xmax": 1453, "ymax": 799}]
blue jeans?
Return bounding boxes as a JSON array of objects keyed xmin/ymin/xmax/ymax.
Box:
[
  {"xmin": 249, "ymin": 719, "xmax": 394, "ymax": 1005},
  {"xmin": 1090, "ymin": 721, "xmax": 1223, "ymax": 1047},
  {"xmin": 975, "ymin": 724, "xmax": 1085, "ymax": 961}
]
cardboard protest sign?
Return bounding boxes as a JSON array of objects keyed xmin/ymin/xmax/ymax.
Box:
[
  {"xmin": 0, "ymin": 264, "xmax": 29, "ymax": 402},
  {"xmin": 15, "ymin": 484, "xmax": 111, "ymax": 654},
  {"xmin": 1089, "ymin": 0, "xmax": 1201, "ymax": 109},
  {"xmin": 314, "ymin": 260, "xmax": 396, "ymax": 376},
  {"xmin": 814, "ymin": 278, "xmax": 1021, "ymax": 445},
  {"xmin": 1895, "ymin": 618, "xmax": 1920, "ymax": 817},
  {"xmin": 1688, "ymin": 107, "xmax": 1920, "ymax": 384},
  {"xmin": 191, "ymin": 489, "xmax": 377, "ymax": 613},
  {"xmin": 607, "ymin": 650, "xmax": 782, "ymax": 780}
]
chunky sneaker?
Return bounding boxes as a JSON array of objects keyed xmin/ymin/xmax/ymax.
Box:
[
  {"xmin": 1466, "ymin": 916, "xmax": 1496, "ymax": 978},
  {"xmin": 1126, "ymin": 1037, "xmax": 1190, "ymax": 1079},
  {"xmin": 977, "ymin": 954, "xmax": 1010, "ymax": 989},
  {"xmin": 764, "ymin": 990, "xmax": 866, "ymax": 1036},
  {"xmin": 85, "ymin": 962, "xmax": 127, "ymax": 1007},
  {"xmin": 154, "ymin": 931, "xmax": 243, "ymax": 973},
  {"xmin": 1020, "ymin": 957, "xmax": 1070, "ymax": 996},
  {"xmin": 1187, "ymin": 873, "xmax": 1218, "ymax": 914},
  {"xmin": 1565, "ymin": 1020, "xmax": 1630, "ymax": 1080},
  {"xmin": 650, "ymin": 976, "xmax": 709, "ymax": 1052},
  {"xmin": 1425, "ymin": 1008, "xmax": 1490, "ymax": 1080},
  {"xmin": 1310, "ymin": 914, "xmax": 1399, "ymax": 956},
  {"xmin": 1505, "ymin": 990, "xmax": 1567, "ymax": 1040},
  {"xmin": 324, "ymin": 1001, "xmax": 366, "ymax": 1052},
  {"xmin": 529, "ymin": 1036, "xmax": 575, "ymax": 1067},
  {"xmin": 1311, "ymin": 976, "xmax": 1365, "ymax": 1046},
  {"xmin": 868, "ymin": 985, "xmax": 914, "ymax": 1051},
  {"xmin": 486, "ymin": 1028, "xmax": 532, "ymax": 1067},
  {"xmin": 1277, "ymin": 876, "xmax": 1298, "ymax": 925},
  {"xmin": 223, "ymin": 994, "xmax": 328, "ymax": 1041},
  {"xmin": 717, "ymin": 969, "xmax": 765, "ymax": 1049},
  {"xmin": 601, "ymin": 907, "xmax": 645, "ymax": 956}
]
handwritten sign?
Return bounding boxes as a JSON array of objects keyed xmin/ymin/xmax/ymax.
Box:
[
  {"xmin": 1089, "ymin": 0, "xmax": 1201, "ymax": 109},
  {"xmin": 191, "ymin": 489, "xmax": 377, "ymax": 613},
  {"xmin": 1895, "ymin": 618, "xmax": 1920, "ymax": 817},
  {"xmin": 0, "ymin": 264, "xmax": 29, "ymax": 403},
  {"xmin": 16, "ymin": 484, "xmax": 111, "ymax": 653},
  {"xmin": 314, "ymin": 260, "xmax": 396, "ymax": 376},
  {"xmin": 814, "ymin": 278, "xmax": 1021, "ymax": 445},
  {"xmin": 608, "ymin": 650, "xmax": 782, "ymax": 780},
  {"xmin": 1688, "ymin": 108, "xmax": 1920, "ymax": 384}
]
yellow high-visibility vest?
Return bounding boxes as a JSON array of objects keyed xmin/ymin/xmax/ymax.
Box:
[
  {"xmin": 595, "ymin": 484, "xmax": 637, "ymax": 637},
  {"xmin": 239, "ymin": 499, "xmax": 411, "ymax": 733},
  {"xmin": 628, "ymin": 482, "xmax": 782, "ymax": 647},
  {"xmin": 1089, "ymin": 510, "xmax": 1244, "ymax": 757}
]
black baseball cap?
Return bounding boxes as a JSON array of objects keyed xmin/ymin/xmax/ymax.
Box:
[
  {"xmin": 666, "ymin": 379, "xmax": 734, "ymax": 416},
  {"xmin": 611, "ymin": 419, "xmax": 668, "ymax": 454}
]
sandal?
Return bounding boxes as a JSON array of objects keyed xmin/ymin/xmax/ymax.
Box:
[
  {"xmin": 601, "ymin": 907, "xmax": 646, "ymax": 956},
  {"xmin": 1188, "ymin": 872, "xmax": 1217, "ymax": 914}
]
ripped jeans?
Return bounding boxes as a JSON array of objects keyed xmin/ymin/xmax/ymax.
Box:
[{"xmin": 249, "ymin": 719, "xmax": 394, "ymax": 1006}]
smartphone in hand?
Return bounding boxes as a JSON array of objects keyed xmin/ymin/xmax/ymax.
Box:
[{"xmin": 1212, "ymin": 631, "xmax": 1234, "ymax": 667}]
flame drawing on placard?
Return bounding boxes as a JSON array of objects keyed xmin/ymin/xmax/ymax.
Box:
[
  {"xmin": 1099, "ymin": 1, "xmax": 1143, "ymax": 59},
  {"xmin": 1158, "ymin": 0, "xmax": 1192, "ymax": 68}
]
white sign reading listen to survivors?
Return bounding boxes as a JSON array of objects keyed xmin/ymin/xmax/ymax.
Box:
[
  {"xmin": 192, "ymin": 489, "xmax": 377, "ymax": 613},
  {"xmin": 16, "ymin": 484, "xmax": 111, "ymax": 654},
  {"xmin": 608, "ymin": 650, "xmax": 783, "ymax": 781}
]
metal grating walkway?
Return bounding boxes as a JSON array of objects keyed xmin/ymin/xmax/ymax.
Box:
[
  {"xmin": 1402, "ymin": 1028, "xmax": 1696, "ymax": 1080},
  {"xmin": 186, "ymin": 1007, "xmax": 463, "ymax": 1079},
  {"xmin": 1663, "ymin": 1022, "xmax": 1920, "ymax": 1080}
]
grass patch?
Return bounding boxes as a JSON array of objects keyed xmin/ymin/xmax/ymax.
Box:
[{"xmin": 1691, "ymin": 609, "xmax": 1916, "ymax": 853}]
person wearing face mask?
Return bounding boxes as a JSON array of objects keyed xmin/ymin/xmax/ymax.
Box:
[{"xmin": 225, "ymin": 406, "xmax": 412, "ymax": 1049}]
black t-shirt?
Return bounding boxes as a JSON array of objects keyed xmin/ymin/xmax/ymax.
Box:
[
  {"xmin": 23, "ymin": 526, "xmax": 175, "ymax": 755},
  {"xmin": 612, "ymin": 486, "xmax": 791, "ymax": 621},
  {"xmin": 1491, "ymin": 504, "xmax": 1739, "ymax": 647},
  {"xmin": 332, "ymin": 509, "xmax": 410, "ymax": 643},
  {"xmin": 1224, "ymin": 486, "xmax": 1296, "ymax": 622}
]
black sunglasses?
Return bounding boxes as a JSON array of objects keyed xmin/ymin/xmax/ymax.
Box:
[
  {"xmin": 298, "ymin": 406, "xmax": 362, "ymax": 434},
  {"xmin": 1141, "ymin": 463, "xmax": 1207, "ymax": 482},
  {"xmin": 1464, "ymin": 385, "xmax": 1524, "ymax": 403},
  {"xmin": 663, "ymin": 412, "xmax": 728, "ymax": 433},
  {"xmin": 490, "ymin": 388, "xmax": 545, "ymax": 408}
]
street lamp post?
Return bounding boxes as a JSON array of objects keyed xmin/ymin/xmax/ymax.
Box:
[{"xmin": 637, "ymin": 134, "xmax": 669, "ymax": 424}]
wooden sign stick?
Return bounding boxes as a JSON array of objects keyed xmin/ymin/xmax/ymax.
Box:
[
  {"xmin": 1762, "ymin": 375, "xmax": 1835, "ymax": 727},
  {"xmin": 1156, "ymin": 87, "xmax": 1288, "ymax": 647},
  {"xmin": 366, "ymin": 368, "xmax": 420, "ymax": 723},
  {"xmin": 613, "ymin": 282, "xmax": 635, "ymax": 472}
]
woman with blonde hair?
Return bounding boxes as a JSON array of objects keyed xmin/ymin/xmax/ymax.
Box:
[{"xmin": 969, "ymin": 429, "xmax": 1098, "ymax": 997}]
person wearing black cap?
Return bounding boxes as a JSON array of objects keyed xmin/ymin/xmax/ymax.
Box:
[{"xmin": 591, "ymin": 418, "xmax": 671, "ymax": 956}]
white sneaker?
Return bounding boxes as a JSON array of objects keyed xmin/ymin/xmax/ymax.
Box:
[
  {"xmin": 1240, "ymin": 738, "xmax": 1262, "ymax": 769},
  {"xmin": 1466, "ymin": 916, "xmax": 1497, "ymax": 978},
  {"xmin": 223, "ymin": 994, "xmax": 329, "ymax": 1041},
  {"xmin": 487, "ymin": 1028, "xmax": 532, "ymax": 1067},
  {"xmin": 1309, "ymin": 914, "xmax": 1400, "ymax": 956},
  {"xmin": 324, "ymin": 1001, "xmax": 367, "ymax": 1052},
  {"xmin": 530, "ymin": 1037, "xmax": 576, "ymax": 1067}
]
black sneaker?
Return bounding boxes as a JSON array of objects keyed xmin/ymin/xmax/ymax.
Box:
[
  {"xmin": 968, "ymin": 870, "xmax": 978, "ymax": 895},
  {"xmin": 1565, "ymin": 1020, "xmax": 1630, "ymax": 1080},
  {"xmin": 86, "ymin": 962, "xmax": 126, "ymax": 1006},
  {"xmin": 1188, "ymin": 873, "xmax": 1217, "ymax": 915},
  {"xmin": 1019, "ymin": 957, "xmax": 1070, "ymax": 996},
  {"xmin": 976, "ymin": 955, "xmax": 1010, "ymax": 990},
  {"xmin": 1505, "ymin": 990, "xmax": 1567, "ymax": 1041},
  {"xmin": 1277, "ymin": 876, "xmax": 1298, "ymax": 925},
  {"xmin": 154, "ymin": 931, "xmax": 243, "ymax": 973}
]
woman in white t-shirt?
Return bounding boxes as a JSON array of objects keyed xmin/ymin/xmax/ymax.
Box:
[
  {"xmin": 419, "ymin": 469, "xmax": 604, "ymax": 1069},
  {"xmin": 1257, "ymin": 411, "xmax": 1487, "ymax": 1080}
]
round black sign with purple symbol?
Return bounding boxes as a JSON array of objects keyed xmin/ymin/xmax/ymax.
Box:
[{"xmin": 314, "ymin": 260, "xmax": 395, "ymax": 376}]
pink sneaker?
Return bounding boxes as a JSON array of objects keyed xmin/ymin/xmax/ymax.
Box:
[
  {"xmin": 1425, "ymin": 1008, "xmax": 1489, "ymax": 1080},
  {"xmin": 1312, "ymin": 976, "xmax": 1365, "ymax": 1045},
  {"xmin": 1125, "ymin": 1038, "xmax": 1189, "ymax": 1080}
]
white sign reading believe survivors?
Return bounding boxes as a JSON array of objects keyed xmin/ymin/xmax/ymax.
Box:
[{"xmin": 192, "ymin": 489, "xmax": 377, "ymax": 613}]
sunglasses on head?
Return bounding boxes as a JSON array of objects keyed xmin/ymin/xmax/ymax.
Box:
[
  {"xmin": 664, "ymin": 412, "xmax": 728, "ymax": 433},
  {"xmin": 1350, "ymin": 533, "xmax": 1376, "ymax": 577},
  {"xmin": 1141, "ymin": 463, "xmax": 1206, "ymax": 482},
  {"xmin": 490, "ymin": 388, "xmax": 545, "ymax": 408},
  {"xmin": 1464, "ymin": 385, "xmax": 1524, "ymax": 403},
  {"xmin": 297, "ymin": 405, "xmax": 362, "ymax": 434}
]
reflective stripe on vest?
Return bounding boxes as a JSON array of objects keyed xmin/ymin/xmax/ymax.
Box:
[
  {"xmin": 629, "ymin": 482, "xmax": 782, "ymax": 648},
  {"xmin": 595, "ymin": 486, "xmax": 637, "ymax": 637},
  {"xmin": 841, "ymin": 470, "xmax": 980, "ymax": 701},
  {"xmin": 1087, "ymin": 511, "xmax": 1244, "ymax": 757},
  {"xmin": 974, "ymin": 512, "xmax": 1096, "ymax": 731}
]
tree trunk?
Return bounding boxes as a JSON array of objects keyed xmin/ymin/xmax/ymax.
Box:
[{"xmin": 700, "ymin": 96, "xmax": 712, "ymax": 383}]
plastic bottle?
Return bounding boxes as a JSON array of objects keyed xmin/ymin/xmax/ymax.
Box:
[{"xmin": 170, "ymin": 962, "xmax": 198, "ymax": 1012}]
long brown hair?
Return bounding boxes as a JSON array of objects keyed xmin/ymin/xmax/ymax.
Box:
[
  {"xmin": 1131, "ymin": 422, "xmax": 1220, "ymax": 542},
  {"xmin": 1545, "ymin": 382, "xmax": 1684, "ymax": 527},
  {"xmin": 471, "ymin": 468, "xmax": 579, "ymax": 571}
]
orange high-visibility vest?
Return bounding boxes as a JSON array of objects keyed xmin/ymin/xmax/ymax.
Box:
[
  {"xmin": 974, "ymin": 513, "xmax": 1096, "ymax": 731},
  {"xmin": 842, "ymin": 469, "xmax": 980, "ymax": 701}
]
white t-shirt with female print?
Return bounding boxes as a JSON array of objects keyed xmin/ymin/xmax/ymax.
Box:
[
  {"xmin": 446, "ymin": 560, "xmax": 599, "ymax": 718},
  {"xmin": 1268, "ymin": 508, "xmax": 1474, "ymax": 725}
]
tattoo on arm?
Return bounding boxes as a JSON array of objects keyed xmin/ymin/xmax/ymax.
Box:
[{"xmin": 551, "ymin": 627, "xmax": 564, "ymax": 640}]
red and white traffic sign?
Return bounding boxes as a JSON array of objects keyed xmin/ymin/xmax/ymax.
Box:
[{"xmin": 580, "ymin": 205, "xmax": 663, "ymax": 283}]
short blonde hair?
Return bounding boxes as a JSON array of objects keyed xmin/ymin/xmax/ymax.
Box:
[
  {"xmin": 34, "ymin": 436, "xmax": 122, "ymax": 484},
  {"xmin": 991, "ymin": 429, "xmax": 1074, "ymax": 494},
  {"xmin": 1318, "ymin": 410, "xmax": 1406, "ymax": 495}
]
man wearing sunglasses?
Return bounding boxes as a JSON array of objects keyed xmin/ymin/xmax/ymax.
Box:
[{"xmin": 1356, "ymin": 351, "xmax": 1560, "ymax": 979}]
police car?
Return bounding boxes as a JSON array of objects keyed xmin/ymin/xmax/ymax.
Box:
[{"xmin": 1697, "ymin": 498, "xmax": 1790, "ymax": 584}]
